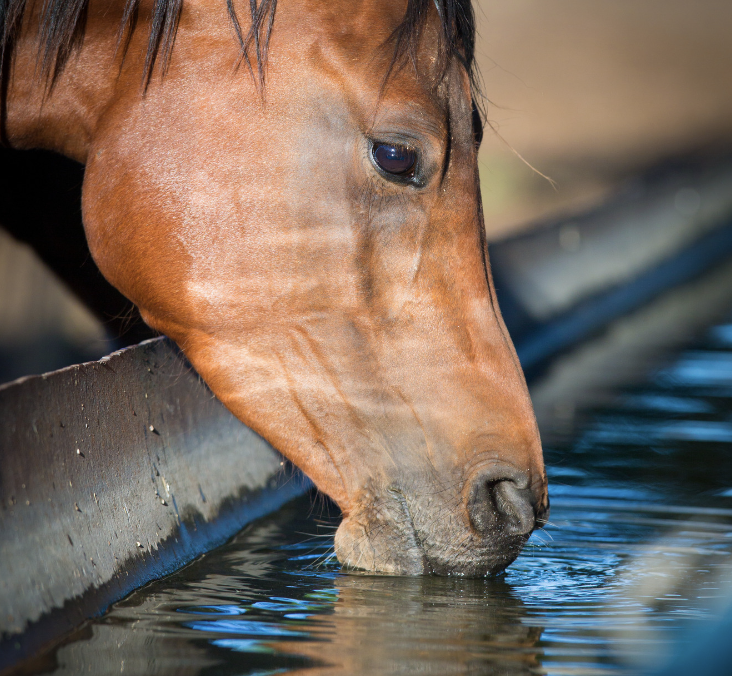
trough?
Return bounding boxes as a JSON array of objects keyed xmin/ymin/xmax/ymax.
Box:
[
  {"xmin": 0, "ymin": 340, "xmax": 309, "ymax": 672},
  {"xmin": 493, "ymin": 158, "xmax": 732, "ymax": 378},
  {"xmin": 2, "ymin": 157, "xmax": 732, "ymax": 672}
]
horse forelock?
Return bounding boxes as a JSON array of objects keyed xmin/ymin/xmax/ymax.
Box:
[
  {"xmin": 0, "ymin": 0, "xmax": 481, "ymax": 113},
  {"xmin": 385, "ymin": 1, "xmax": 481, "ymax": 105}
]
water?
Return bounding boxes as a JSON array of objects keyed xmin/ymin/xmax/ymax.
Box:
[{"xmin": 27, "ymin": 316, "xmax": 732, "ymax": 675}]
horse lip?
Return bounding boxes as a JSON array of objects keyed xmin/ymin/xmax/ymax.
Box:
[
  {"xmin": 387, "ymin": 485, "xmax": 515, "ymax": 576},
  {"xmin": 387, "ymin": 486, "xmax": 429, "ymax": 572},
  {"xmin": 334, "ymin": 498, "xmax": 426, "ymax": 575},
  {"xmin": 387, "ymin": 477, "xmax": 537, "ymax": 574}
]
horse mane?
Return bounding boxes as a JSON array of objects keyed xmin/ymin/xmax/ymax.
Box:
[{"xmin": 0, "ymin": 0, "xmax": 479, "ymax": 101}]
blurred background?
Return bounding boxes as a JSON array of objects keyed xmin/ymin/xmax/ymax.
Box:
[
  {"xmin": 1, "ymin": 0, "xmax": 732, "ymax": 382},
  {"xmin": 0, "ymin": 227, "xmax": 110, "ymax": 382},
  {"xmin": 476, "ymin": 0, "xmax": 732, "ymax": 238}
]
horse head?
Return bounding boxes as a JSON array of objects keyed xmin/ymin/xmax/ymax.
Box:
[{"xmin": 7, "ymin": 0, "xmax": 548, "ymax": 575}]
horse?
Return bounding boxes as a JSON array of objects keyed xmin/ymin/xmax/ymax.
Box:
[{"xmin": 0, "ymin": 0, "xmax": 548, "ymax": 575}]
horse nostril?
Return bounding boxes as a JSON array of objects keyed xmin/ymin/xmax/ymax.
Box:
[{"xmin": 467, "ymin": 469, "xmax": 536, "ymax": 537}]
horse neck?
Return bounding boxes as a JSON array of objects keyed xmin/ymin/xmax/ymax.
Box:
[{"xmin": 5, "ymin": 1, "xmax": 126, "ymax": 163}]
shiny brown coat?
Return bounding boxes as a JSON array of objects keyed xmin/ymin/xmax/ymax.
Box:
[{"xmin": 6, "ymin": 0, "xmax": 548, "ymax": 575}]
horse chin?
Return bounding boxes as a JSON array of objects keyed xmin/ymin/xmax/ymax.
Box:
[
  {"xmin": 333, "ymin": 509, "xmax": 532, "ymax": 578},
  {"xmin": 334, "ymin": 516, "xmax": 426, "ymax": 576}
]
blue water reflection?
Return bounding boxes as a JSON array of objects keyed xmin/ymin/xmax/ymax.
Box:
[{"xmin": 28, "ymin": 315, "xmax": 732, "ymax": 675}]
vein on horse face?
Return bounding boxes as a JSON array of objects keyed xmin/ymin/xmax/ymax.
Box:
[
  {"xmin": 391, "ymin": 384, "xmax": 440, "ymax": 480},
  {"xmin": 407, "ymin": 207, "xmax": 428, "ymax": 290},
  {"xmin": 271, "ymin": 345, "xmax": 350, "ymax": 507},
  {"xmin": 287, "ymin": 322, "xmax": 366, "ymax": 426}
]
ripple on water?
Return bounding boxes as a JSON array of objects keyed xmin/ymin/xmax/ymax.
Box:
[{"xmin": 27, "ymin": 315, "xmax": 732, "ymax": 676}]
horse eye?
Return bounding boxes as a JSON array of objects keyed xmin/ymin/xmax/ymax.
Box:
[{"xmin": 372, "ymin": 143, "xmax": 417, "ymax": 178}]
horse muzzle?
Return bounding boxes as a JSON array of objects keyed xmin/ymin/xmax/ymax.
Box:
[{"xmin": 333, "ymin": 465, "xmax": 548, "ymax": 576}]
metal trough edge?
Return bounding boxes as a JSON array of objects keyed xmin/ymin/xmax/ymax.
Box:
[
  {"xmin": 0, "ymin": 337, "xmax": 310, "ymax": 672},
  {"xmin": 491, "ymin": 159, "xmax": 732, "ymax": 379}
]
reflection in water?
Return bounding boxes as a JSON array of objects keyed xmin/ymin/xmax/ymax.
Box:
[
  {"xmin": 275, "ymin": 575, "xmax": 542, "ymax": 676},
  {"xmin": 44, "ymin": 504, "xmax": 543, "ymax": 676},
  {"xmin": 24, "ymin": 317, "xmax": 732, "ymax": 675}
]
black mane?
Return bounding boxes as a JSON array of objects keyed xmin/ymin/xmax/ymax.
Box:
[{"xmin": 0, "ymin": 0, "xmax": 479, "ymax": 100}]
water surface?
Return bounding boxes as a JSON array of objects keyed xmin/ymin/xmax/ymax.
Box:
[{"xmin": 30, "ymin": 316, "xmax": 732, "ymax": 675}]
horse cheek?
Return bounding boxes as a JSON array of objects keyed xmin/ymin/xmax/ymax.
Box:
[{"xmin": 81, "ymin": 143, "xmax": 191, "ymax": 339}]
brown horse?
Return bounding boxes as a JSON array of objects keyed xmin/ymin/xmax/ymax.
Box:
[{"xmin": 2, "ymin": 0, "xmax": 547, "ymax": 575}]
